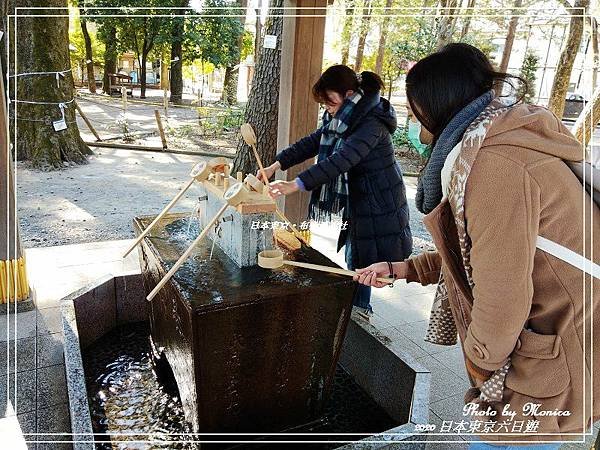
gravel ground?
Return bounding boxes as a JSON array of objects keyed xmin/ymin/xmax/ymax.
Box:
[
  {"xmin": 16, "ymin": 147, "xmax": 433, "ymax": 252},
  {"xmin": 74, "ymin": 94, "xmax": 238, "ymax": 157},
  {"xmin": 17, "ymin": 93, "xmax": 432, "ymax": 251},
  {"xmin": 17, "ymin": 149, "xmax": 207, "ymax": 247}
]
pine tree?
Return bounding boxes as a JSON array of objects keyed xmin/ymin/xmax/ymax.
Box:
[{"xmin": 518, "ymin": 51, "xmax": 540, "ymax": 104}]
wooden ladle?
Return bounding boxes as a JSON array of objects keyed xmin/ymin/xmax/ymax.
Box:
[
  {"xmin": 240, "ymin": 123, "xmax": 309, "ymax": 245},
  {"xmin": 257, "ymin": 250, "xmax": 395, "ymax": 284},
  {"xmin": 123, "ymin": 160, "xmax": 214, "ymax": 258},
  {"xmin": 146, "ymin": 182, "xmax": 250, "ymax": 301}
]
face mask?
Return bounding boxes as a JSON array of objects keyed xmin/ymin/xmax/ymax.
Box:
[{"xmin": 406, "ymin": 119, "xmax": 431, "ymax": 158}]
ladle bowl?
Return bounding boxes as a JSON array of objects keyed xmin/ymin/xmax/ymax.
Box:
[
  {"xmin": 240, "ymin": 123, "xmax": 258, "ymax": 146},
  {"xmin": 244, "ymin": 173, "xmax": 264, "ymax": 193},
  {"xmin": 257, "ymin": 250, "xmax": 395, "ymax": 284},
  {"xmin": 257, "ymin": 249, "xmax": 286, "ymax": 269},
  {"xmin": 223, "ymin": 182, "xmax": 249, "ymax": 206},
  {"xmin": 189, "ymin": 161, "xmax": 211, "ymax": 181}
]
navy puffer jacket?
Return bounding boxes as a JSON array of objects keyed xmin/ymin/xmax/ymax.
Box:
[{"xmin": 276, "ymin": 92, "xmax": 412, "ymax": 268}]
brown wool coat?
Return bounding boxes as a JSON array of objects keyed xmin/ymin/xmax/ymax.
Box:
[{"xmin": 406, "ymin": 105, "xmax": 600, "ymax": 441}]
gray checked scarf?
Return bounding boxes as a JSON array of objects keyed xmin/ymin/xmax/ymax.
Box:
[
  {"xmin": 416, "ymin": 90, "xmax": 495, "ymax": 214},
  {"xmin": 308, "ymin": 89, "xmax": 363, "ymax": 222}
]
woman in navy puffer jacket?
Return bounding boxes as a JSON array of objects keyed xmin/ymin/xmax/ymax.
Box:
[{"xmin": 260, "ymin": 65, "xmax": 412, "ymax": 316}]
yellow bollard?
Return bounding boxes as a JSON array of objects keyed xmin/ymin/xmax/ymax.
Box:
[{"xmin": 0, "ymin": 257, "xmax": 29, "ymax": 302}]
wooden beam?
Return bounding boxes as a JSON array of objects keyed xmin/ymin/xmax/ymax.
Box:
[
  {"xmin": 154, "ymin": 109, "xmax": 168, "ymax": 149},
  {"xmin": 276, "ymin": 0, "xmax": 327, "ymax": 224},
  {"xmin": 85, "ymin": 141, "xmax": 233, "ymax": 159},
  {"xmin": 75, "ymin": 100, "xmax": 102, "ymax": 142}
]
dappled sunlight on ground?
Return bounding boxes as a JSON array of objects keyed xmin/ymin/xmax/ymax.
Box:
[{"xmin": 17, "ymin": 149, "xmax": 206, "ymax": 247}]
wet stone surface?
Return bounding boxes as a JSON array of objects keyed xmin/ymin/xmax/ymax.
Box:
[
  {"xmin": 141, "ymin": 214, "xmax": 350, "ymax": 308},
  {"xmin": 83, "ymin": 322, "xmax": 399, "ymax": 449}
]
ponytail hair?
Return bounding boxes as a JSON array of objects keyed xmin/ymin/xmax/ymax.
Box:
[
  {"xmin": 312, "ymin": 64, "xmax": 384, "ymax": 103},
  {"xmin": 358, "ymin": 71, "xmax": 384, "ymax": 96}
]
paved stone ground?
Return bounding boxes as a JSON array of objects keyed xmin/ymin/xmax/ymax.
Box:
[{"xmin": 0, "ymin": 241, "xmax": 138, "ymax": 449}]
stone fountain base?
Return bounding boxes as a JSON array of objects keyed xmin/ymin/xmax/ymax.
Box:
[{"xmin": 61, "ymin": 270, "xmax": 430, "ymax": 449}]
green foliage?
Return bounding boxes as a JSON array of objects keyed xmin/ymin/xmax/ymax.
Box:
[
  {"xmin": 457, "ymin": 33, "xmax": 495, "ymax": 60},
  {"xmin": 518, "ymin": 50, "xmax": 540, "ymax": 103},
  {"xmin": 391, "ymin": 18, "xmax": 438, "ymax": 66},
  {"xmin": 194, "ymin": 105, "xmax": 245, "ymax": 135},
  {"xmin": 240, "ymin": 30, "xmax": 254, "ymax": 61},
  {"xmin": 392, "ymin": 123, "xmax": 410, "ymax": 148},
  {"xmin": 185, "ymin": 0, "xmax": 244, "ymax": 69},
  {"xmin": 86, "ymin": 0, "xmax": 184, "ymax": 69},
  {"xmin": 68, "ymin": 5, "xmax": 105, "ymax": 71},
  {"xmin": 89, "ymin": 0, "xmax": 243, "ymax": 67}
]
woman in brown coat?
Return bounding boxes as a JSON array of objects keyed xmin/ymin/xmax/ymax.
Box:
[{"xmin": 355, "ymin": 43, "xmax": 600, "ymax": 448}]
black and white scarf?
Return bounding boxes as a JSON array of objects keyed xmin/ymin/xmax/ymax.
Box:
[{"xmin": 308, "ymin": 90, "xmax": 363, "ymax": 222}]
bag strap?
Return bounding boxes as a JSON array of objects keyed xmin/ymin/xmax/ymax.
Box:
[{"xmin": 536, "ymin": 236, "xmax": 600, "ymax": 279}]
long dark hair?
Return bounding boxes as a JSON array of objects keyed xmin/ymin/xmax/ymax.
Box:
[
  {"xmin": 406, "ymin": 43, "xmax": 527, "ymax": 145},
  {"xmin": 312, "ymin": 64, "xmax": 384, "ymax": 104}
]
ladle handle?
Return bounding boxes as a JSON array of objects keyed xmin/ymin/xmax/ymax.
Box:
[
  {"xmin": 247, "ymin": 140, "xmax": 310, "ymax": 247},
  {"xmin": 250, "ymin": 143, "xmax": 269, "ymax": 184},
  {"xmin": 274, "ymin": 209, "xmax": 309, "ymax": 246},
  {"xmin": 283, "ymin": 260, "xmax": 395, "ymax": 284},
  {"xmin": 123, "ymin": 178, "xmax": 195, "ymax": 258},
  {"xmin": 146, "ymin": 203, "xmax": 229, "ymax": 301}
]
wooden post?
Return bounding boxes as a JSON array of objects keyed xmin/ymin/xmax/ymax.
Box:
[
  {"xmin": 163, "ymin": 88, "xmax": 169, "ymax": 118},
  {"xmin": 75, "ymin": 101, "xmax": 102, "ymax": 142},
  {"xmin": 572, "ymin": 85, "xmax": 600, "ymax": 151},
  {"xmin": 0, "ymin": 58, "xmax": 29, "ymax": 303},
  {"xmin": 154, "ymin": 109, "xmax": 168, "ymax": 150},
  {"xmin": 276, "ymin": 0, "xmax": 327, "ymax": 224},
  {"xmin": 121, "ymin": 86, "xmax": 127, "ymax": 114}
]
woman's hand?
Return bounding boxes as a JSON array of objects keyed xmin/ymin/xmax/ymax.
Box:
[
  {"xmin": 257, "ymin": 161, "xmax": 281, "ymax": 182},
  {"xmin": 268, "ymin": 180, "xmax": 299, "ymax": 198},
  {"xmin": 354, "ymin": 261, "xmax": 408, "ymax": 288}
]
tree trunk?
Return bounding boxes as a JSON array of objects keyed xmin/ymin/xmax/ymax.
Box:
[
  {"xmin": 222, "ymin": 66, "xmax": 236, "ymax": 104},
  {"xmin": 169, "ymin": 2, "xmax": 186, "ymax": 104},
  {"xmin": 0, "ymin": 2, "xmax": 8, "ymax": 93},
  {"xmin": 102, "ymin": 25, "xmax": 117, "ymax": 94},
  {"xmin": 498, "ymin": 0, "xmax": 523, "ymax": 76},
  {"xmin": 548, "ymin": 0, "xmax": 590, "ymax": 117},
  {"xmin": 13, "ymin": 0, "xmax": 92, "ymax": 169},
  {"xmin": 374, "ymin": 0, "xmax": 393, "ymax": 74},
  {"xmin": 341, "ymin": 0, "xmax": 355, "ymax": 66},
  {"xmin": 222, "ymin": 0, "xmax": 248, "ymax": 105},
  {"xmin": 459, "ymin": 0, "xmax": 476, "ymax": 40},
  {"xmin": 354, "ymin": 0, "xmax": 373, "ymax": 72},
  {"xmin": 232, "ymin": 0, "xmax": 283, "ymax": 176},
  {"xmin": 593, "ymin": 18, "xmax": 598, "ymax": 89},
  {"xmin": 80, "ymin": 17, "xmax": 96, "ymax": 93},
  {"xmin": 140, "ymin": 49, "xmax": 148, "ymax": 99},
  {"xmin": 254, "ymin": 0, "xmax": 263, "ymax": 64},
  {"xmin": 436, "ymin": 0, "xmax": 458, "ymax": 49},
  {"xmin": 572, "ymin": 85, "xmax": 600, "ymax": 149}
]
